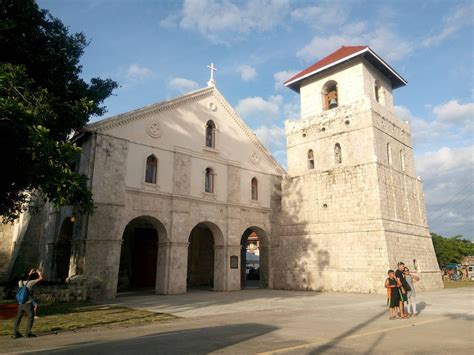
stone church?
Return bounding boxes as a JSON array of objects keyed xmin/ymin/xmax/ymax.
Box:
[{"xmin": 0, "ymin": 46, "xmax": 442, "ymax": 299}]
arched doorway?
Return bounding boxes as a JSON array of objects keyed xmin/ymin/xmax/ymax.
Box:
[
  {"xmin": 187, "ymin": 222, "xmax": 221, "ymax": 290},
  {"xmin": 118, "ymin": 216, "xmax": 164, "ymax": 291},
  {"xmin": 55, "ymin": 217, "xmax": 73, "ymax": 282},
  {"xmin": 240, "ymin": 227, "xmax": 269, "ymax": 289}
]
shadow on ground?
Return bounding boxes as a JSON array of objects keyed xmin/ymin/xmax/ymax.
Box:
[
  {"xmin": 113, "ymin": 288, "xmax": 324, "ymax": 315},
  {"xmin": 34, "ymin": 323, "xmax": 278, "ymax": 354},
  {"xmin": 308, "ymin": 309, "xmax": 387, "ymax": 354}
]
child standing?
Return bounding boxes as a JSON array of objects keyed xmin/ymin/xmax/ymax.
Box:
[{"xmin": 385, "ymin": 270, "xmax": 400, "ymax": 320}]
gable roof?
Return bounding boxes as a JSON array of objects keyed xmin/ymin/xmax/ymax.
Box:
[
  {"xmin": 284, "ymin": 46, "xmax": 407, "ymax": 92},
  {"xmin": 85, "ymin": 86, "xmax": 286, "ymax": 175}
]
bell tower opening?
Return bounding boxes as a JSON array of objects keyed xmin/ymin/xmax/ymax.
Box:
[{"xmin": 322, "ymin": 80, "xmax": 338, "ymax": 110}]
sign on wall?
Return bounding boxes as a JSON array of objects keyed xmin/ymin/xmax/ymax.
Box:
[{"xmin": 230, "ymin": 255, "xmax": 238, "ymax": 269}]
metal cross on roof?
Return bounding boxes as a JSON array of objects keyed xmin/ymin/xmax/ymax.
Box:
[{"xmin": 207, "ymin": 62, "xmax": 217, "ymax": 87}]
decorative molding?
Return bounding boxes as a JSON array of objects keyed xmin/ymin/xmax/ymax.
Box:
[
  {"xmin": 146, "ymin": 119, "xmax": 162, "ymax": 138},
  {"xmin": 202, "ymin": 146, "xmax": 220, "ymax": 155},
  {"xmin": 202, "ymin": 191, "xmax": 217, "ymax": 200},
  {"xmin": 87, "ymin": 87, "xmax": 214, "ymax": 133},
  {"xmin": 142, "ymin": 181, "xmax": 161, "ymax": 190}
]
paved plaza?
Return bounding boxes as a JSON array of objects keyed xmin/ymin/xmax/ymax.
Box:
[{"xmin": 1, "ymin": 287, "xmax": 473, "ymax": 354}]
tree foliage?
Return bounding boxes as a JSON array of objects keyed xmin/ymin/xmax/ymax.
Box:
[
  {"xmin": 0, "ymin": 0, "xmax": 118, "ymax": 222},
  {"xmin": 431, "ymin": 232, "xmax": 474, "ymax": 266}
]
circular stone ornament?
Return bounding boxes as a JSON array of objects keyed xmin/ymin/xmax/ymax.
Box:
[
  {"xmin": 208, "ymin": 102, "xmax": 218, "ymax": 111},
  {"xmin": 250, "ymin": 152, "xmax": 260, "ymax": 165},
  {"xmin": 146, "ymin": 120, "xmax": 162, "ymax": 138}
]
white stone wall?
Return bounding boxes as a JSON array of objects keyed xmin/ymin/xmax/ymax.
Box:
[
  {"xmin": 47, "ymin": 87, "xmax": 284, "ymax": 300},
  {"xmin": 362, "ymin": 58, "xmax": 394, "ymax": 112},
  {"xmin": 286, "ymin": 98, "xmax": 376, "ymax": 176},
  {"xmin": 278, "ymin": 59, "xmax": 442, "ymax": 294}
]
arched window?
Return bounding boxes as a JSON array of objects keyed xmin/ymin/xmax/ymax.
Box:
[
  {"xmin": 205, "ymin": 120, "xmax": 216, "ymax": 148},
  {"xmin": 205, "ymin": 168, "xmax": 214, "ymax": 193},
  {"xmin": 387, "ymin": 143, "xmax": 392, "ymax": 165},
  {"xmin": 374, "ymin": 82, "xmax": 381, "ymax": 103},
  {"xmin": 334, "ymin": 143, "xmax": 342, "ymax": 164},
  {"xmin": 145, "ymin": 155, "xmax": 157, "ymax": 183},
  {"xmin": 400, "ymin": 149, "xmax": 405, "ymax": 171},
  {"xmin": 308, "ymin": 149, "xmax": 315, "ymax": 169},
  {"xmin": 322, "ymin": 80, "xmax": 338, "ymax": 110},
  {"xmin": 374, "ymin": 81, "xmax": 385, "ymax": 106},
  {"xmin": 251, "ymin": 177, "xmax": 258, "ymax": 201}
]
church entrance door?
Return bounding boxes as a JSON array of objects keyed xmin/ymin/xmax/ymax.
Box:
[
  {"xmin": 187, "ymin": 224, "xmax": 215, "ymax": 290},
  {"xmin": 118, "ymin": 217, "xmax": 161, "ymax": 291}
]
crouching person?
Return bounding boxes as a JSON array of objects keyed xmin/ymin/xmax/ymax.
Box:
[{"xmin": 12, "ymin": 269, "xmax": 43, "ymax": 339}]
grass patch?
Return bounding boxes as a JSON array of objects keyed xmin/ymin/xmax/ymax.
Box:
[
  {"xmin": 0, "ymin": 301, "xmax": 177, "ymax": 336},
  {"xmin": 443, "ymin": 280, "xmax": 474, "ymax": 288}
]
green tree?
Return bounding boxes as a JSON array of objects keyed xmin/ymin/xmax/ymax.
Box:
[
  {"xmin": 0, "ymin": 0, "xmax": 118, "ymax": 222},
  {"xmin": 431, "ymin": 232, "xmax": 474, "ymax": 266}
]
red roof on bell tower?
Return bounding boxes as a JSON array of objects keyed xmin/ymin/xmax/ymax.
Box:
[{"xmin": 284, "ymin": 46, "xmax": 407, "ymax": 92}]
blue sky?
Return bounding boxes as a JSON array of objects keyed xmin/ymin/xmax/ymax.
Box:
[{"xmin": 39, "ymin": 0, "xmax": 473, "ymax": 239}]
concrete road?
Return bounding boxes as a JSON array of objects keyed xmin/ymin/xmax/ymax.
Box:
[{"xmin": 1, "ymin": 287, "xmax": 473, "ymax": 354}]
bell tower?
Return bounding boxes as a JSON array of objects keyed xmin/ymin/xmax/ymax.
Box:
[{"xmin": 274, "ymin": 46, "xmax": 442, "ymax": 293}]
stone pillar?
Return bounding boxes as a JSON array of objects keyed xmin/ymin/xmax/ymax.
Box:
[
  {"xmin": 240, "ymin": 245, "xmax": 246, "ymax": 288},
  {"xmin": 214, "ymin": 245, "xmax": 241, "ymax": 292},
  {"xmin": 84, "ymin": 239, "xmax": 122, "ymax": 300},
  {"xmin": 43, "ymin": 242, "xmax": 56, "ymax": 280},
  {"xmin": 214, "ymin": 245, "xmax": 226, "ymax": 291},
  {"xmin": 156, "ymin": 242, "xmax": 188, "ymax": 295},
  {"xmin": 260, "ymin": 246, "xmax": 271, "ymax": 288},
  {"xmin": 226, "ymin": 245, "xmax": 242, "ymax": 291}
]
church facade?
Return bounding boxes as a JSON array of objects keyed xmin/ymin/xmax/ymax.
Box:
[{"xmin": 0, "ymin": 46, "xmax": 442, "ymax": 299}]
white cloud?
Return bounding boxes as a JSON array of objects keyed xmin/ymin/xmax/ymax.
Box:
[
  {"xmin": 237, "ymin": 65, "xmax": 257, "ymax": 81},
  {"xmin": 273, "ymin": 70, "xmax": 298, "ymax": 90},
  {"xmin": 417, "ymin": 146, "xmax": 474, "ymax": 178},
  {"xmin": 126, "ymin": 64, "xmax": 154, "ymax": 81},
  {"xmin": 393, "ymin": 105, "xmax": 415, "ymax": 121},
  {"xmin": 421, "ymin": 2, "xmax": 474, "ymax": 47},
  {"xmin": 433, "ymin": 100, "xmax": 474, "ymax": 123},
  {"xmin": 159, "ymin": 14, "xmax": 179, "ymax": 29},
  {"xmin": 254, "ymin": 125, "xmax": 286, "ymax": 151},
  {"xmin": 179, "ymin": 0, "xmax": 291, "ymax": 43},
  {"xmin": 253, "ymin": 125, "xmax": 288, "ymax": 169},
  {"xmin": 394, "ymin": 101, "xmax": 474, "ymax": 147},
  {"xmin": 296, "ymin": 23, "xmax": 412, "ymax": 62},
  {"xmin": 236, "ymin": 95, "xmax": 283, "ymax": 120},
  {"xmin": 415, "ymin": 146, "xmax": 474, "ymax": 237},
  {"xmin": 290, "ymin": 1, "xmax": 349, "ymax": 28},
  {"xmin": 433, "ymin": 100, "xmax": 474, "ymax": 135},
  {"xmin": 168, "ymin": 77, "xmax": 200, "ymax": 93}
]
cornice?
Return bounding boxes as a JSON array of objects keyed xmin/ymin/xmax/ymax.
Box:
[{"xmin": 87, "ymin": 87, "xmax": 214, "ymax": 133}]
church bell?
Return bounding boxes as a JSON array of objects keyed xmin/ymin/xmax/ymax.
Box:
[{"xmin": 328, "ymin": 97, "xmax": 338, "ymax": 109}]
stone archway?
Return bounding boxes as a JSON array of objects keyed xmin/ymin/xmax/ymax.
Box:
[
  {"xmin": 240, "ymin": 227, "xmax": 269, "ymax": 289},
  {"xmin": 54, "ymin": 217, "xmax": 74, "ymax": 282},
  {"xmin": 118, "ymin": 216, "xmax": 166, "ymax": 291},
  {"xmin": 187, "ymin": 221, "xmax": 224, "ymax": 291}
]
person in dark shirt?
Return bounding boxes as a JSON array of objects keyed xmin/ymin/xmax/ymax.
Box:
[
  {"xmin": 395, "ymin": 262, "xmax": 410, "ymax": 319},
  {"xmin": 385, "ymin": 270, "xmax": 399, "ymax": 320}
]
